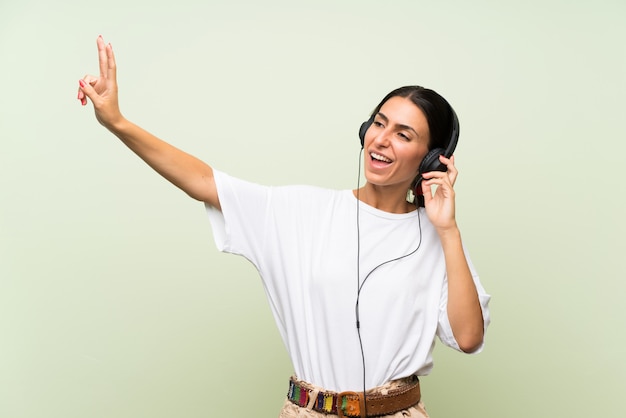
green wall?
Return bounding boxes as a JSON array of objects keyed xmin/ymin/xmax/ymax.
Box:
[{"xmin": 1, "ymin": 1, "xmax": 624, "ymax": 417}]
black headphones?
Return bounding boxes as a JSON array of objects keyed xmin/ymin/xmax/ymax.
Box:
[{"xmin": 358, "ymin": 106, "xmax": 459, "ymax": 191}]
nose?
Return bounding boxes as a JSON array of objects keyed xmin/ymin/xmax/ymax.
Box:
[{"xmin": 371, "ymin": 128, "xmax": 390, "ymax": 147}]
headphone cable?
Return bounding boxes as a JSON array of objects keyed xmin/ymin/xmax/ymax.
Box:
[{"xmin": 354, "ymin": 148, "xmax": 423, "ymax": 416}]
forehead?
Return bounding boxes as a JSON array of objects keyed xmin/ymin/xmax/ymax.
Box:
[{"xmin": 378, "ymin": 96, "xmax": 429, "ymax": 134}]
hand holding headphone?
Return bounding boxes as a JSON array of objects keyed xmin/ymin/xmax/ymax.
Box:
[{"xmin": 420, "ymin": 154, "xmax": 459, "ymax": 230}]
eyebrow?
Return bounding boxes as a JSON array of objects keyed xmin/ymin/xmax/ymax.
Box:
[{"xmin": 376, "ymin": 112, "xmax": 420, "ymax": 137}]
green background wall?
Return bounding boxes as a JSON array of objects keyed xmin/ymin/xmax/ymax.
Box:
[{"xmin": 1, "ymin": 1, "xmax": 624, "ymax": 417}]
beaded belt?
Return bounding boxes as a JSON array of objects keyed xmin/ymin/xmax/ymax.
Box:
[{"xmin": 287, "ymin": 375, "xmax": 421, "ymax": 418}]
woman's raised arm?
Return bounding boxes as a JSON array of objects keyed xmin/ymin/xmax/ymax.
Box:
[{"xmin": 77, "ymin": 36, "xmax": 220, "ymax": 209}]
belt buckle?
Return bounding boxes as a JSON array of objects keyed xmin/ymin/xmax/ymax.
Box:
[{"xmin": 336, "ymin": 391, "xmax": 366, "ymax": 418}]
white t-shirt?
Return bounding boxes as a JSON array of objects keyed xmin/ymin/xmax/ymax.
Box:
[{"xmin": 206, "ymin": 170, "xmax": 491, "ymax": 392}]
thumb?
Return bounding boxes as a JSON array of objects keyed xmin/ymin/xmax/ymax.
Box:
[{"xmin": 77, "ymin": 78, "xmax": 98, "ymax": 106}]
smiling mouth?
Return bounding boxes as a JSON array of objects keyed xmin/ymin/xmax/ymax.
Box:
[{"xmin": 371, "ymin": 152, "xmax": 392, "ymax": 163}]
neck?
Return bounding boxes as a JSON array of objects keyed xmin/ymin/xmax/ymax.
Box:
[{"xmin": 354, "ymin": 183, "xmax": 415, "ymax": 214}]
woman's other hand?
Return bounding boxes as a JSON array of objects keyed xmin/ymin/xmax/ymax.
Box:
[
  {"xmin": 77, "ymin": 35, "xmax": 123, "ymax": 129},
  {"xmin": 420, "ymin": 155, "xmax": 458, "ymax": 232}
]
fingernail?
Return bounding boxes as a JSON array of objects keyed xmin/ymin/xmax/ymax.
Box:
[
  {"xmin": 81, "ymin": 98, "xmax": 87, "ymax": 106},
  {"xmin": 79, "ymin": 79, "xmax": 85, "ymax": 87}
]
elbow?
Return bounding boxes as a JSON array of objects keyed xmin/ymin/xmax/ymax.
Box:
[
  {"xmin": 183, "ymin": 176, "xmax": 220, "ymax": 209},
  {"xmin": 449, "ymin": 307, "xmax": 486, "ymax": 353},
  {"xmin": 457, "ymin": 333, "xmax": 484, "ymax": 353},
  {"xmin": 453, "ymin": 321, "xmax": 485, "ymax": 353}
]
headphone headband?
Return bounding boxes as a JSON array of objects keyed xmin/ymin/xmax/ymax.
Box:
[{"xmin": 443, "ymin": 107, "xmax": 459, "ymax": 158}]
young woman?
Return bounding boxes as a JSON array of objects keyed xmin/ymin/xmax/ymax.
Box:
[{"xmin": 77, "ymin": 36, "xmax": 490, "ymax": 418}]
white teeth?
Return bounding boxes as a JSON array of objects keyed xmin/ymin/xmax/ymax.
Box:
[{"xmin": 371, "ymin": 152, "xmax": 392, "ymax": 163}]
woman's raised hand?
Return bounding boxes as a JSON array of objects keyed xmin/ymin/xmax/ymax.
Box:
[
  {"xmin": 421, "ymin": 155, "xmax": 459, "ymax": 232},
  {"xmin": 77, "ymin": 36, "xmax": 123, "ymax": 129}
]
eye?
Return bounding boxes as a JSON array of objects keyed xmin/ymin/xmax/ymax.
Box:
[
  {"xmin": 398, "ymin": 132, "xmax": 411, "ymax": 140},
  {"xmin": 373, "ymin": 120, "xmax": 384, "ymax": 128}
]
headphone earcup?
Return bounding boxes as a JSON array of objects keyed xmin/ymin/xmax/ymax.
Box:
[
  {"xmin": 419, "ymin": 147, "xmax": 446, "ymax": 175},
  {"xmin": 359, "ymin": 118, "xmax": 373, "ymax": 147}
]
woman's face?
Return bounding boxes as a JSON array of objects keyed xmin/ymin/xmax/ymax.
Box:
[{"xmin": 362, "ymin": 96, "xmax": 430, "ymax": 190}]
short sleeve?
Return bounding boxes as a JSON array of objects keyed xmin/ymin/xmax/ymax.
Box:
[{"xmin": 204, "ymin": 170, "xmax": 272, "ymax": 266}]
